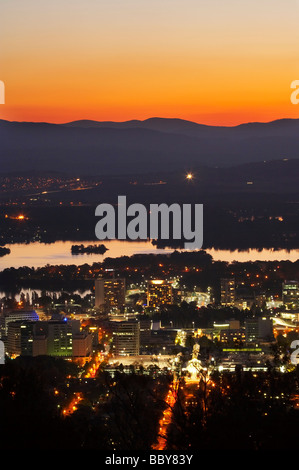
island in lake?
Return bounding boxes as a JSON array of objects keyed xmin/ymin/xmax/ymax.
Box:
[
  {"xmin": 71, "ymin": 244, "xmax": 108, "ymax": 255},
  {"xmin": 0, "ymin": 246, "xmax": 11, "ymax": 257}
]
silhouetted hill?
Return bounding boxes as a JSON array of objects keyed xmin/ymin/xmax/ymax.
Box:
[
  {"xmin": 1, "ymin": 117, "xmax": 299, "ymax": 176},
  {"xmin": 62, "ymin": 117, "xmax": 218, "ymax": 136},
  {"xmin": 64, "ymin": 116, "xmax": 299, "ymax": 138}
]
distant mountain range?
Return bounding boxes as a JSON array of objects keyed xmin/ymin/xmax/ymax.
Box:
[{"xmin": 1, "ymin": 117, "xmax": 299, "ymax": 176}]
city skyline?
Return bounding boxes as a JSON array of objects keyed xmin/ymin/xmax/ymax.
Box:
[{"xmin": 1, "ymin": 0, "xmax": 299, "ymax": 452}]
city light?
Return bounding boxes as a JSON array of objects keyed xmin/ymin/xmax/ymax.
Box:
[
  {"xmin": 5, "ymin": 214, "xmax": 28, "ymax": 220},
  {"xmin": 1, "ymin": 0, "xmax": 298, "ymax": 454}
]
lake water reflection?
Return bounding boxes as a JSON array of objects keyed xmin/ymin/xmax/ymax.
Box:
[
  {"xmin": 0, "ymin": 240, "xmax": 299, "ymax": 270},
  {"xmin": 0, "ymin": 240, "xmax": 173, "ymax": 270}
]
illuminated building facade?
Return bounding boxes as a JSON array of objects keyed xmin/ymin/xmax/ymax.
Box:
[
  {"xmin": 111, "ymin": 320, "xmax": 140, "ymax": 356},
  {"xmin": 220, "ymin": 329, "xmax": 246, "ymax": 345},
  {"xmin": 282, "ymin": 280, "xmax": 299, "ymax": 309},
  {"xmin": 46, "ymin": 321, "xmax": 74, "ymax": 357},
  {"xmin": 95, "ymin": 278, "xmax": 126, "ymax": 312},
  {"xmin": 147, "ymin": 280, "xmax": 173, "ymax": 308},
  {"xmin": 7, "ymin": 321, "xmax": 35, "ymax": 356},
  {"xmin": 6, "ymin": 318, "xmax": 84, "ymax": 358},
  {"xmin": 245, "ymin": 317, "xmax": 273, "ymax": 342},
  {"xmin": 1, "ymin": 309, "xmax": 39, "ymax": 336},
  {"xmin": 220, "ymin": 278, "xmax": 236, "ymax": 306}
]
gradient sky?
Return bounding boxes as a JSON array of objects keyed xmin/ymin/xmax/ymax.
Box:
[{"xmin": 0, "ymin": 0, "xmax": 299, "ymax": 125}]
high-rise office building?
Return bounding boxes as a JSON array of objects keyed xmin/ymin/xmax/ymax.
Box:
[
  {"xmin": 220, "ymin": 278, "xmax": 236, "ymax": 306},
  {"xmin": 72, "ymin": 332, "xmax": 93, "ymax": 357},
  {"xmin": 111, "ymin": 320, "xmax": 140, "ymax": 356},
  {"xmin": 32, "ymin": 335, "xmax": 48, "ymax": 357},
  {"xmin": 282, "ymin": 280, "xmax": 299, "ymax": 309},
  {"xmin": 139, "ymin": 318, "xmax": 152, "ymax": 347},
  {"xmin": 147, "ymin": 280, "xmax": 173, "ymax": 308},
  {"xmin": 7, "ymin": 321, "xmax": 35, "ymax": 356},
  {"xmin": 47, "ymin": 321, "xmax": 73, "ymax": 357},
  {"xmin": 5, "ymin": 318, "xmax": 83, "ymax": 358},
  {"xmin": 1, "ymin": 309, "xmax": 39, "ymax": 337},
  {"xmin": 95, "ymin": 278, "xmax": 126, "ymax": 312},
  {"xmin": 245, "ymin": 317, "xmax": 273, "ymax": 342},
  {"xmin": 38, "ymin": 319, "xmax": 80, "ymax": 357}
]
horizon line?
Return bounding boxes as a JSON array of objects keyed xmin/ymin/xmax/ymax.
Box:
[{"xmin": 0, "ymin": 115, "xmax": 298, "ymax": 128}]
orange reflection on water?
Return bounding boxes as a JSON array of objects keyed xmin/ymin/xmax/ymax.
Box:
[
  {"xmin": 1, "ymin": 240, "xmax": 174, "ymax": 269},
  {"xmin": 1, "ymin": 241, "xmax": 299, "ymax": 270}
]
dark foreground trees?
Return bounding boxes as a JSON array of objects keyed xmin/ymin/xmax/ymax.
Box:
[
  {"xmin": 165, "ymin": 368, "xmax": 299, "ymax": 450},
  {"xmin": 1, "ymin": 356, "xmax": 299, "ymax": 450},
  {"xmin": 0, "ymin": 356, "xmax": 169, "ymax": 450}
]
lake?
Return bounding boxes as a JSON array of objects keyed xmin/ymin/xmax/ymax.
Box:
[{"xmin": 0, "ymin": 240, "xmax": 299, "ymax": 270}]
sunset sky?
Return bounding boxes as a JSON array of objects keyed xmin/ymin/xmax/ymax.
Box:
[{"xmin": 0, "ymin": 0, "xmax": 299, "ymax": 125}]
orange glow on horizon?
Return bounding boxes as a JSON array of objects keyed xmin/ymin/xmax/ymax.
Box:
[
  {"xmin": 1, "ymin": 0, "xmax": 299, "ymax": 126},
  {"xmin": 1, "ymin": 105, "xmax": 298, "ymax": 127}
]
